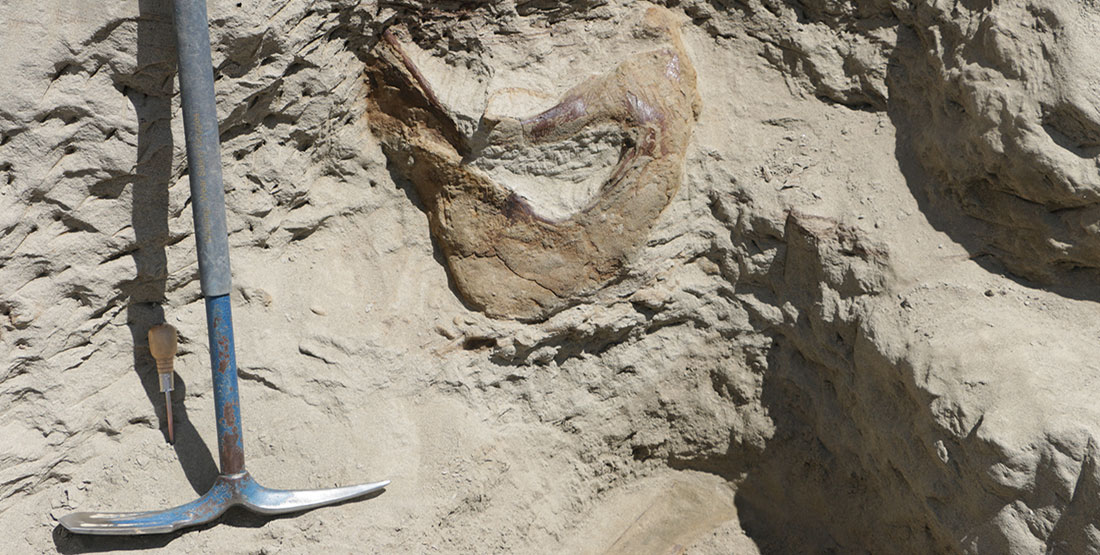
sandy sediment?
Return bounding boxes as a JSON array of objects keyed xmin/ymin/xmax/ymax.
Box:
[{"xmin": 3, "ymin": 1, "xmax": 1100, "ymax": 553}]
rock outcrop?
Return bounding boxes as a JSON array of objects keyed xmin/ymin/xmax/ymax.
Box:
[{"xmin": 3, "ymin": 1, "xmax": 1100, "ymax": 554}]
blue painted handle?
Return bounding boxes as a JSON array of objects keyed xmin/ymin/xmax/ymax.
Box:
[
  {"xmin": 173, "ymin": 0, "xmax": 231, "ymax": 297},
  {"xmin": 206, "ymin": 294, "xmax": 245, "ymax": 474},
  {"xmin": 173, "ymin": 0, "xmax": 245, "ymax": 475}
]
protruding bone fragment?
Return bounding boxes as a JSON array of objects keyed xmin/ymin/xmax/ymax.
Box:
[{"xmin": 366, "ymin": 7, "xmax": 700, "ymax": 320}]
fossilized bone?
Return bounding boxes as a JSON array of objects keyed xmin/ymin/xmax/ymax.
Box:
[{"xmin": 365, "ymin": 7, "xmax": 700, "ymax": 321}]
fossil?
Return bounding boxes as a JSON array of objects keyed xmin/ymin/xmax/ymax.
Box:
[{"xmin": 365, "ymin": 7, "xmax": 700, "ymax": 321}]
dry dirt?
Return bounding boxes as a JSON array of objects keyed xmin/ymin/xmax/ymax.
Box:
[{"xmin": 3, "ymin": 1, "xmax": 1100, "ymax": 553}]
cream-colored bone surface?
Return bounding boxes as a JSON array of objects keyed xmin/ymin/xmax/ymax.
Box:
[{"xmin": 366, "ymin": 7, "xmax": 700, "ymax": 320}]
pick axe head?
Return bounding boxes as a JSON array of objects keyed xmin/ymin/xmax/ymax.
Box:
[{"xmin": 59, "ymin": 472, "xmax": 390, "ymax": 535}]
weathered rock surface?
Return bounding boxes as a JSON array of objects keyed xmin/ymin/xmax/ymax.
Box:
[
  {"xmin": 3, "ymin": 1, "xmax": 1100, "ymax": 554},
  {"xmin": 889, "ymin": 0, "xmax": 1100, "ymax": 285}
]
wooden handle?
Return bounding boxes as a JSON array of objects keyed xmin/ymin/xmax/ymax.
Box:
[{"xmin": 148, "ymin": 324, "xmax": 178, "ymax": 374}]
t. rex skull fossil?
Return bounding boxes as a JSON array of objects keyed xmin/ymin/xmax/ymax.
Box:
[{"xmin": 365, "ymin": 6, "xmax": 700, "ymax": 321}]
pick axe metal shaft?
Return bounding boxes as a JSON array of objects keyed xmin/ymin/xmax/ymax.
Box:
[{"xmin": 60, "ymin": 0, "xmax": 388, "ymax": 535}]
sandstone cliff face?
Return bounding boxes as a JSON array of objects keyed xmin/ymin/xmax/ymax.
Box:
[{"xmin": 3, "ymin": 1, "xmax": 1100, "ymax": 553}]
